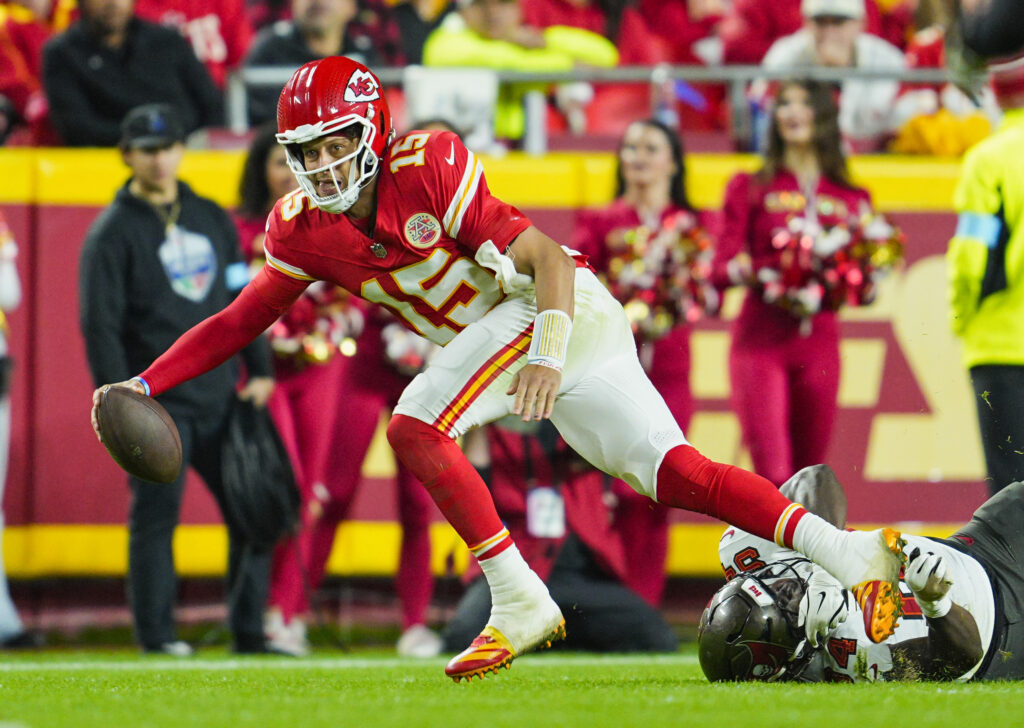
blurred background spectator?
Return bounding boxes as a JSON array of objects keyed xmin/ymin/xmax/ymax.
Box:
[
  {"xmin": 0, "ymin": 0, "xmax": 76, "ymax": 145},
  {"xmin": 0, "ymin": 211, "xmax": 36, "ymax": 650},
  {"xmin": 571, "ymin": 119, "xmax": 709, "ymax": 604},
  {"xmin": 42, "ymin": 0, "xmax": 222, "ymax": 147},
  {"xmin": 889, "ymin": 0, "xmax": 996, "ymax": 155},
  {"xmin": 246, "ymin": 0, "xmax": 291, "ymax": 30},
  {"xmin": 711, "ymin": 80, "xmax": 874, "ymax": 486},
  {"xmin": 755, "ymin": 0, "xmax": 907, "ymax": 152},
  {"xmin": 445, "ymin": 420, "xmax": 679, "ymax": 653},
  {"xmin": 243, "ymin": 0, "xmax": 378, "ymax": 126},
  {"xmin": 384, "ymin": 0, "xmax": 451, "ymax": 65},
  {"xmin": 135, "ymin": 0, "xmax": 254, "ymax": 89},
  {"xmin": 79, "ymin": 104, "xmax": 275, "ymax": 655},
  {"xmin": 422, "ymin": 0, "xmax": 617, "ymax": 142},
  {"xmin": 947, "ymin": 54, "xmax": 1024, "ymax": 496},
  {"xmin": 720, "ymin": 0, "xmax": 890, "ymax": 66}
]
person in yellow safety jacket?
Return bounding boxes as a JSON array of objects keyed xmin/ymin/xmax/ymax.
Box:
[
  {"xmin": 422, "ymin": 0, "xmax": 617, "ymax": 141},
  {"xmin": 947, "ymin": 56, "xmax": 1024, "ymax": 496}
]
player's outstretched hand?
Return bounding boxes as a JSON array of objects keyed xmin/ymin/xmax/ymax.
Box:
[
  {"xmin": 91, "ymin": 378, "xmax": 147, "ymax": 442},
  {"xmin": 905, "ymin": 549, "xmax": 954, "ymax": 610},
  {"xmin": 508, "ymin": 363, "xmax": 561, "ymax": 422},
  {"xmin": 797, "ymin": 568, "xmax": 850, "ymax": 647}
]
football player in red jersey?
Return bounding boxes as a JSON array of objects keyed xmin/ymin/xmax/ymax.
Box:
[{"xmin": 91, "ymin": 56, "xmax": 907, "ymax": 681}]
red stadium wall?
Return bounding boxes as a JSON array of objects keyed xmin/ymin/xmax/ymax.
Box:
[{"xmin": 0, "ymin": 149, "xmax": 989, "ymax": 577}]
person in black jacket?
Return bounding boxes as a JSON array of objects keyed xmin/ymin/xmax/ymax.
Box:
[
  {"xmin": 243, "ymin": 0, "xmax": 378, "ymax": 125},
  {"xmin": 79, "ymin": 104, "xmax": 275, "ymax": 655},
  {"xmin": 42, "ymin": 0, "xmax": 222, "ymax": 147}
]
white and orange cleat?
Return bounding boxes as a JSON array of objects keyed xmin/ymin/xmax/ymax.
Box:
[{"xmin": 445, "ymin": 580, "xmax": 565, "ymax": 682}]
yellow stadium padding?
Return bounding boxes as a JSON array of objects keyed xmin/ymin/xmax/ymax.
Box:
[
  {"xmin": 0, "ymin": 148, "xmax": 962, "ymax": 211},
  {"xmin": 2, "ymin": 521, "xmax": 961, "ymax": 579}
]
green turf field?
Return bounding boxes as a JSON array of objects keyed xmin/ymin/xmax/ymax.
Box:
[{"xmin": 1, "ymin": 648, "xmax": 1022, "ymax": 728}]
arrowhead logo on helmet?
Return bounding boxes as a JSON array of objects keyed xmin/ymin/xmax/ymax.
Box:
[{"xmin": 345, "ymin": 70, "xmax": 380, "ymax": 103}]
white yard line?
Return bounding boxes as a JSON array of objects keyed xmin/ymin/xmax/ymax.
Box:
[{"xmin": 0, "ymin": 653, "xmax": 698, "ymax": 673}]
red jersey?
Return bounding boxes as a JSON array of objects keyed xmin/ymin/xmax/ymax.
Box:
[
  {"xmin": 141, "ymin": 131, "xmax": 531, "ymax": 396},
  {"xmin": 261, "ymin": 130, "xmax": 531, "ymax": 347},
  {"xmin": 134, "ymin": 0, "xmax": 253, "ymax": 88}
]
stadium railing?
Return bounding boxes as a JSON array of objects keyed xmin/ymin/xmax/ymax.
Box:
[{"xmin": 226, "ymin": 65, "xmax": 953, "ymax": 152}]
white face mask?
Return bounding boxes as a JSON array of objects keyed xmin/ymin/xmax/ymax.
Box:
[{"xmin": 277, "ymin": 114, "xmax": 382, "ymax": 214}]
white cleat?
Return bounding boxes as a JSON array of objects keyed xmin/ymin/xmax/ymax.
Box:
[
  {"xmin": 396, "ymin": 624, "xmax": 443, "ymax": 658},
  {"xmin": 446, "ymin": 577, "xmax": 565, "ymax": 682}
]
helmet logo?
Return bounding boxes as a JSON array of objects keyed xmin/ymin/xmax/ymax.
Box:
[
  {"xmin": 740, "ymin": 641, "xmax": 790, "ymax": 680},
  {"xmin": 404, "ymin": 212, "xmax": 442, "ymax": 248},
  {"xmin": 345, "ymin": 70, "xmax": 381, "ymax": 103}
]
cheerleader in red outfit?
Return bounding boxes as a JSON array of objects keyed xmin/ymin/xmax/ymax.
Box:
[
  {"xmin": 234, "ymin": 127, "xmax": 439, "ymax": 657},
  {"xmin": 571, "ymin": 119, "xmax": 708, "ymax": 605},
  {"xmin": 712, "ymin": 80, "xmax": 872, "ymax": 487}
]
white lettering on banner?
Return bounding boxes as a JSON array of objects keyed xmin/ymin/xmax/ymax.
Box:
[{"xmin": 361, "ymin": 248, "xmax": 501, "ymax": 345}]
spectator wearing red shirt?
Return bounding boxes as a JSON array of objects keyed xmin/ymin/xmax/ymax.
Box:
[
  {"xmin": 0, "ymin": 0, "xmax": 77, "ymax": 144},
  {"xmin": 520, "ymin": 0, "xmax": 660, "ymax": 65},
  {"xmin": 637, "ymin": 0, "xmax": 722, "ymax": 65},
  {"xmin": 721, "ymin": 0, "xmax": 885, "ymax": 65},
  {"xmin": 135, "ymin": 0, "xmax": 254, "ymax": 88},
  {"xmin": 712, "ymin": 81, "xmax": 873, "ymax": 487}
]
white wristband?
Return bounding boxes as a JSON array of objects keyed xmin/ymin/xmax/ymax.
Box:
[
  {"xmin": 919, "ymin": 594, "xmax": 953, "ymax": 620},
  {"xmin": 528, "ymin": 309, "xmax": 572, "ymax": 372}
]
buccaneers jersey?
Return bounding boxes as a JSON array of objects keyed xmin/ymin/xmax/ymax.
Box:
[
  {"xmin": 718, "ymin": 527, "xmax": 996, "ymax": 682},
  {"xmin": 260, "ymin": 130, "xmax": 532, "ymax": 348}
]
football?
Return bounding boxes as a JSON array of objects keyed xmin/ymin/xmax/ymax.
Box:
[{"xmin": 96, "ymin": 386, "xmax": 182, "ymax": 484}]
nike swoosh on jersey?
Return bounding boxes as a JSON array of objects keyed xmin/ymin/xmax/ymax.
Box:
[{"xmin": 445, "ymin": 142, "xmax": 456, "ymax": 166}]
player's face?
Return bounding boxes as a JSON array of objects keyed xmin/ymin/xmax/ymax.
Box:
[
  {"xmin": 266, "ymin": 145, "xmax": 299, "ymax": 203},
  {"xmin": 774, "ymin": 84, "xmax": 816, "ymax": 148},
  {"xmin": 619, "ymin": 122, "xmax": 676, "ymax": 190},
  {"xmin": 300, "ymin": 133, "xmax": 360, "ymax": 197},
  {"xmin": 122, "ymin": 142, "xmax": 185, "ymax": 194}
]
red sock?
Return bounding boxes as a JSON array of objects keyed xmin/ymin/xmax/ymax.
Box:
[
  {"xmin": 655, "ymin": 445, "xmax": 807, "ymax": 548},
  {"xmin": 387, "ymin": 414, "xmax": 513, "ymax": 559}
]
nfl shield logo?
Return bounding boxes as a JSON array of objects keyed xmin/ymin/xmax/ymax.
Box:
[
  {"xmin": 404, "ymin": 212, "xmax": 442, "ymax": 249},
  {"xmin": 159, "ymin": 227, "xmax": 217, "ymax": 302}
]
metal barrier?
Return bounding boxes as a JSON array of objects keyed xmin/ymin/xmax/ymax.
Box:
[{"xmin": 227, "ymin": 64, "xmax": 953, "ymax": 153}]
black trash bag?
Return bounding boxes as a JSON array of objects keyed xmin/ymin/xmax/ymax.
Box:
[{"xmin": 221, "ymin": 397, "xmax": 300, "ymax": 546}]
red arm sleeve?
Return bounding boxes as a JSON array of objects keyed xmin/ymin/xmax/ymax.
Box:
[{"xmin": 139, "ymin": 265, "xmax": 307, "ymax": 396}]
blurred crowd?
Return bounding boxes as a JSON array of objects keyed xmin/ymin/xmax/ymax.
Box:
[{"xmin": 0, "ymin": 0, "xmax": 1004, "ymax": 154}]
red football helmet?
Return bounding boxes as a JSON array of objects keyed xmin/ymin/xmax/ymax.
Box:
[{"xmin": 276, "ymin": 57, "xmax": 395, "ymax": 213}]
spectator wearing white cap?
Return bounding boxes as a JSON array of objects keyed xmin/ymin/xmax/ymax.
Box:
[{"xmin": 756, "ymin": 0, "xmax": 906, "ymax": 151}]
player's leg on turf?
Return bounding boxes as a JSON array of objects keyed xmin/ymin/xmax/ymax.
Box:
[
  {"xmin": 389, "ymin": 298, "xmax": 565, "ymax": 680},
  {"xmin": 550, "ymin": 271, "xmax": 905, "ymax": 643}
]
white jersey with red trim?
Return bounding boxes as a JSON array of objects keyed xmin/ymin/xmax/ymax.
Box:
[
  {"xmin": 262, "ymin": 130, "xmax": 532, "ymax": 347},
  {"xmin": 718, "ymin": 528, "xmax": 996, "ymax": 682}
]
